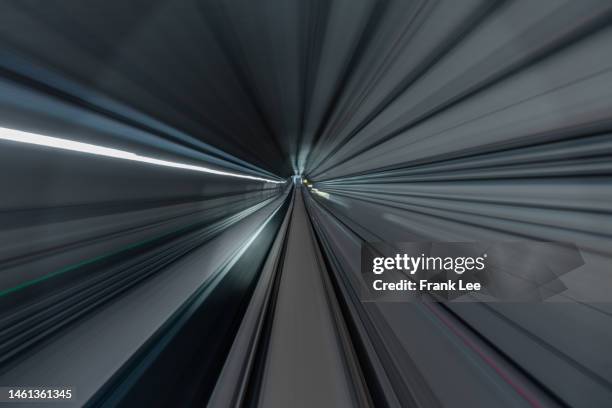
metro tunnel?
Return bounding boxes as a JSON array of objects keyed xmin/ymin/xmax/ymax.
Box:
[{"xmin": 1, "ymin": 1, "xmax": 612, "ymax": 407}]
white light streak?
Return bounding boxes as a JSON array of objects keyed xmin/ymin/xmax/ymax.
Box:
[
  {"xmin": 311, "ymin": 188, "xmax": 330, "ymax": 199},
  {"xmin": 0, "ymin": 126, "xmax": 284, "ymax": 184}
]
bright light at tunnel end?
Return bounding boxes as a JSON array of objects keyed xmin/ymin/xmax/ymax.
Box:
[{"xmin": 0, "ymin": 126, "xmax": 285, "ymax": 184}]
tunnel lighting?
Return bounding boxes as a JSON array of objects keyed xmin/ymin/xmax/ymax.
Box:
[
  {"xmin": 0, "ymin": 126, "xmax": 285, "ymax": 184},
  {"xmin": 311, "ymin": 188, "xmax": 330, "ymax": 199}
]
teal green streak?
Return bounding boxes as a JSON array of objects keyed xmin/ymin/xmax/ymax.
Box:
[
  {"xmin": 0, "ymin": 197, "xmax": 273, "ymax": 298},
  {"xmin": 0, "ymin": 226, "xmax": 180, "ymax": 298}
]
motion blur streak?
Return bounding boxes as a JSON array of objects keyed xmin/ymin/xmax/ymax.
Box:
[
  {"xmin": 0, "ymin": 126, "xmax": 284, "ymax": 183},
  {"xmin": 0, "ymin": 1, "xmax": 611, "ymax": 407}
]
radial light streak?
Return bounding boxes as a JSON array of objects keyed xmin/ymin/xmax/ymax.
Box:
[{"xmin": 0, "ymin": 126, "xmax": 285, "ymax": 184}]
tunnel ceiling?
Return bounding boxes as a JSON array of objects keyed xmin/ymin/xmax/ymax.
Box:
[
  {"xmin": 2, "ymin": 0, "xmax": 611, "ymax": 179},
  {"xmin": 3, "ymin": 0, "xmax": 382, "ymax": 177}
]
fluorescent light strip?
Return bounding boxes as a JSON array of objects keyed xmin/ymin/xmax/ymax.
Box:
[{"xmin": 0, "ymin": 127, "xmax": 285, "ymax": 184}]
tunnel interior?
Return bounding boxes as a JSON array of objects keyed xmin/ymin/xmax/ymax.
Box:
[{"xmin": 1, "ymin": 1, "xmax": 612, "ymax": 407}]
